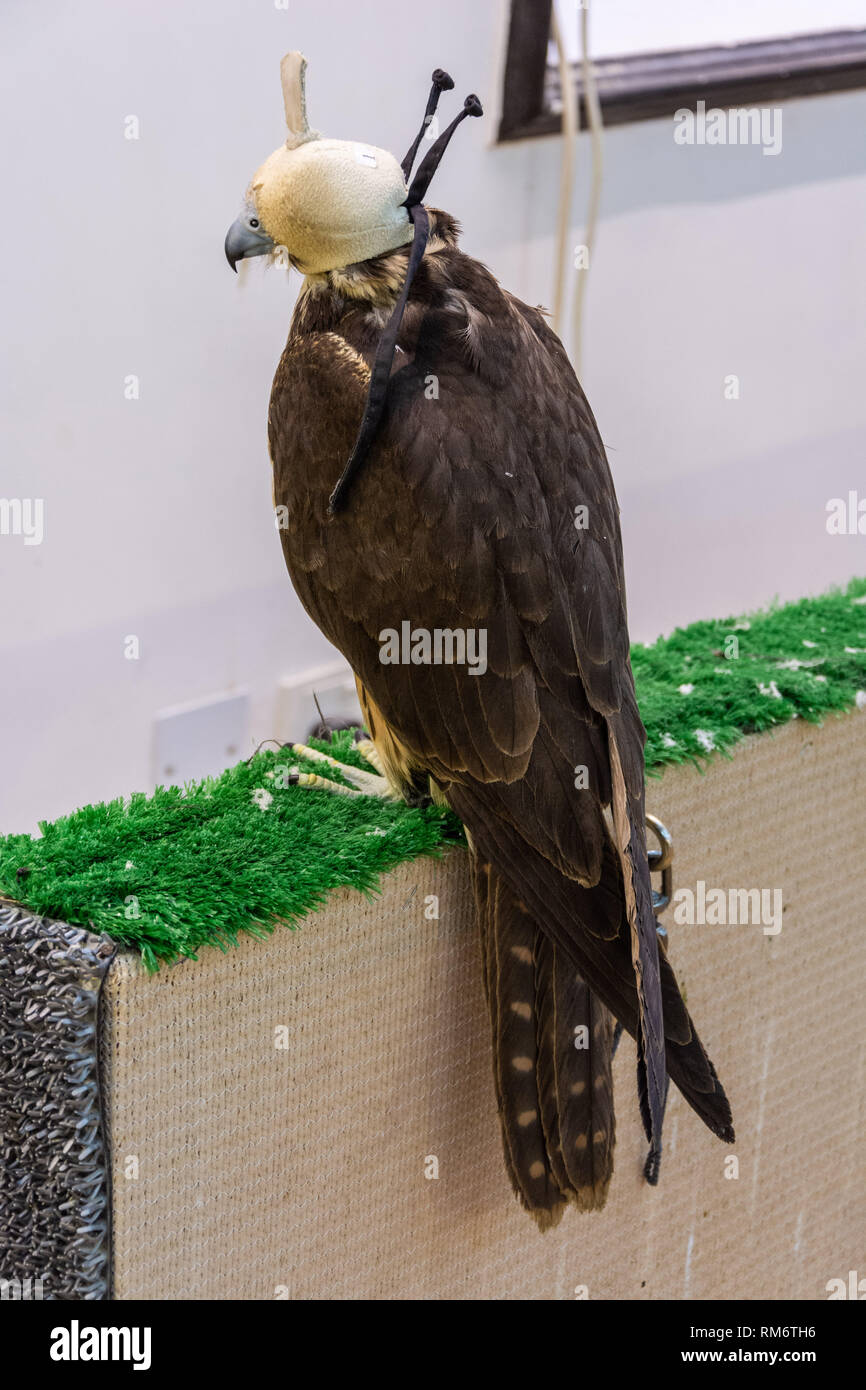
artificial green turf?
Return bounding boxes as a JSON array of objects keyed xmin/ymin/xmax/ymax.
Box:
[
  {"xmin": 636, "ymin": 576, "xmax": 866, "ymax": 770},
  {"xmin": 1, "ymin": 578, "xmax": 864, "ymax": 968}
]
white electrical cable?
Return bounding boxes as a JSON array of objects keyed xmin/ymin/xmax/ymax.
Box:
[
  {"xmin": 551, "ymin": 3, "xmax": 577, "ymax": 336},
  {"xmin": 574, "ymin": 4, "xmax": 604, "ymax": 378},
  {"xmin": 551, "ymin": 2, "xmax": 604, "ymax": 375}
]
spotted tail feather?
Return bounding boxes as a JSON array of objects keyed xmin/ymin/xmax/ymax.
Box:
[{"xmin": 473, "ymin": 854, "xmax": 616, "ymax": 1228}]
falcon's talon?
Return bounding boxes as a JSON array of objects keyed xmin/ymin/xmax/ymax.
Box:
[
  {"xmin": 288, "ymin": 742, "xmax": 396, "ymax": 799},
  {"xmin": 352, "ymin": 735, "xmax": 387, "ymax": 779},
  {"xmin": 288, "ymin": 769, "xmax": 366, "ymax": 798}
]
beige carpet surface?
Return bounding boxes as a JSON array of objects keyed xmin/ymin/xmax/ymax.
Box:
[{"xmin": 103, "ymin": 713, "xmax": 866, "ymax": 1299}]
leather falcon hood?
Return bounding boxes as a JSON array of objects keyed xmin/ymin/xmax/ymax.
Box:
[{"xmin": 247, "ymin": 53, "xmax": 415, "ymax": 275}]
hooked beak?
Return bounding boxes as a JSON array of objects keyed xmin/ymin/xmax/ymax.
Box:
[{"xmin": 224, "ymin": 216, "xmax": 275, "ymax": 272}]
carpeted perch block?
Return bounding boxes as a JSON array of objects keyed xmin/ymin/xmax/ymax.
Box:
[
  {"xmin": 2, "ymin": 582, "xmax": 865, "ymax": 1299},
  {"xmin": 1, "ymin": 712, "xmax": 863, "ymax": 1300}
]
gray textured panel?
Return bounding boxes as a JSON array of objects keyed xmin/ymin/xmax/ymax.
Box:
[{"xmin": 0, "ymin": 901, "xmax": 115, "ymax": 1301}]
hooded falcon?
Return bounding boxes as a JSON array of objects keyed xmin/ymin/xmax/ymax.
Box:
[{"xmin": 225, "ymin": 53, "xmax": 734, "ymax": 1228}]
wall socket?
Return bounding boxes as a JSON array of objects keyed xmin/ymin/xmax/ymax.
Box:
[
  {"xmin": 276, "ymin": 661, "xmax": 363, "ymax": 743},
  {"xmin": 153, "ymin": 690, "xmax": 250, "ymax": 787}
]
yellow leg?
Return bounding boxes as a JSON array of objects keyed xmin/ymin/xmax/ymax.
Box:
[
  {"xmin": 353, "ymin": 736, "xmax": 387, "ymax": 778},
  {"xmin": 287, "ymin": 744, "xmax": 397, "ymax": 800}
]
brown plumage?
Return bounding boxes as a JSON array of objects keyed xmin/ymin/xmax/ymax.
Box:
[{"xmin": 266, "ymin": 209, "xmax": 734, "ymax": 1225}]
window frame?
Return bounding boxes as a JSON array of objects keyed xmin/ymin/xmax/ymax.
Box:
[{"xmin": 498, "ymin": 0, "xmax": 866, "ymax": 141}]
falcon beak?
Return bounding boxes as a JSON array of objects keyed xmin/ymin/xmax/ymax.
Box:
[{"xmin": 224, "ymin": 216, "xmax": 275, "ymax": 271}]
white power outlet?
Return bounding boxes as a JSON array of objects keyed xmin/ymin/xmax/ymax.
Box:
[
  {"xmin": 276, "ymin": 661, "xmax": 363, "ymax": 743},
  {"xmin": 153, "ymin": 690, "xmax": 250, "ymax": 787}
]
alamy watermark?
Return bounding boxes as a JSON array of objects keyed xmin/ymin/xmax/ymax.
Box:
[
  {"xmin": 1, "ymin": 1274, "xmax": 47, "ymax": 1299},
  {"xmin": 379, "ymin": 622, "xmax": 487, "ymax": 676},
  {"xmin": 826, "ymin": 491, "xmax": 866, "ymax": 535},
  {"xmin": 0, "ymin": 497, "xmax": 44, "ymax": 545},
  {"xmin": 49, "ymin": 1321, "xmax": 151, "ymax": 1370},
  {"xmin": 674, "ymin": 100, "xmax": 782, "ymax": 157},
  {"xmin": 673, "ymin": 881, "xmax": 783, "ymax": 936}
]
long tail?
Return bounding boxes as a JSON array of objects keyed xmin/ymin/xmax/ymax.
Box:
[
  {"xmin": 452, "ymin": 781, "xmax": 734, "ymax": 1149},
  {"xmin": 473, "ymin": 853, "xmax": 615, "ymax": 1229}
]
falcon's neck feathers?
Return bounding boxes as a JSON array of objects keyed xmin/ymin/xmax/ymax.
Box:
[
  {"xmin": 290, "ymin": 208, "xmax": 537, "ymax": 378},
  {"xmin": 299, "ymin": 208, "xmax": 460, "ymax": 308}
]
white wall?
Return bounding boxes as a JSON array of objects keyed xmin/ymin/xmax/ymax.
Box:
[{"xmin": 1, "ymin": 0, "xmax": 864, "ymax": 831}]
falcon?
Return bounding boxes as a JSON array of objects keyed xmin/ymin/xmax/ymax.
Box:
[{"xmin": 225, "ymin": 53, "xmax": 734, "ymax": 1228}]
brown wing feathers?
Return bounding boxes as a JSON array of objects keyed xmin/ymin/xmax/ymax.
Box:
[{"xmin": 268, "ymin": 210, "xmax": 734, "ymax": 1224}]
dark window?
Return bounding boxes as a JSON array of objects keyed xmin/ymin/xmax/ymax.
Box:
[{"xmin": 499, "ymin": 0, "xmax": 866, "ymax": 141}]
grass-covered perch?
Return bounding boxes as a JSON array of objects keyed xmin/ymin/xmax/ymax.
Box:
[{"xmin": 2, "ymin": 579, "xmax": 864, "ymax": 969}]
